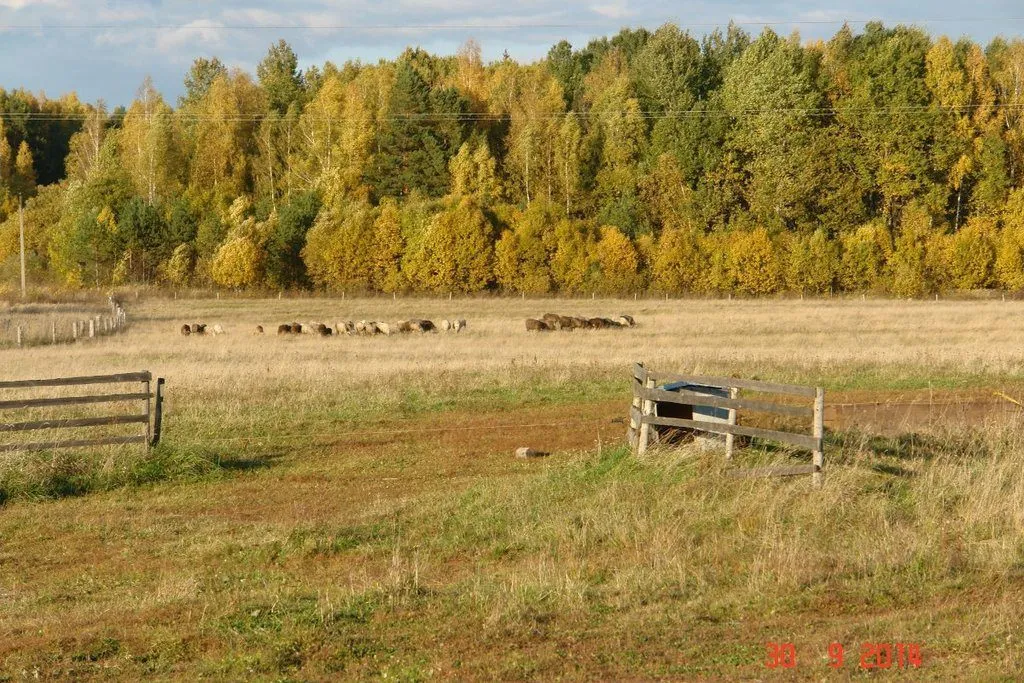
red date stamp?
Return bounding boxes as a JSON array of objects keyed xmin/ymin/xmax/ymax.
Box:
[{"xmin": 765, "ymin": 642, "xmax": 921, "ymax": 670}]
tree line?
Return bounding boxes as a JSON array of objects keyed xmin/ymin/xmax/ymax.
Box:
[{"xmin": 3, "ymin": 23, "xmax": 1024, "ymax": 296}]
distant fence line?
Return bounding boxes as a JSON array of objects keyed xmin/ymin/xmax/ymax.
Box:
[{"xmin": 4, "ymin": 307, "xmax": 127, "ymax": 349}]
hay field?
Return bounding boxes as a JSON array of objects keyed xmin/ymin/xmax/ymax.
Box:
[{"xmin": 3, "ymin": 296, "xmax": 1024, "ymax": 679}]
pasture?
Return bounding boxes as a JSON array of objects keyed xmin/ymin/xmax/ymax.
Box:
[{"xmin": 3, "ymin": 295, "xmax": 1024, "ymax": 679}]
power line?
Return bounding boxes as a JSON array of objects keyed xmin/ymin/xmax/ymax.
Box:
[
  {"xmin": 2, "ymin": 17, "xmax": 1024, "ymax": 31},
  {"xmin": 2, "ymin": 102, "xmax": 1024, "ymax": 124}
]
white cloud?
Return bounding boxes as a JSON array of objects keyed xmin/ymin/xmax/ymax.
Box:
[
  {"xmin": 0, "ymin": 0, "xmax": 64, "ymax": 8},
  {"xmin": 155, "ymin": 19, "xmax": 226, "ymax": 54},
  {"xmin": 589, "ymin": 2, "xmax": 631, "ymax": 19}
]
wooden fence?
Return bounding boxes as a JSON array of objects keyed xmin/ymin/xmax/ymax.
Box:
[
  {"xmin": 628, "ymin": 363, "xmax": 825, "ymax": 483},
  {"xmin": 0, "ymin": 371, "xmax": 164, "ymax": 454}
]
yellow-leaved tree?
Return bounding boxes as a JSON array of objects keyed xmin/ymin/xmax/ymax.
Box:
[
  {"xmin": 403, "ymin": 197, "xmax": 494, "ymax": 293},
  {"xmin": 589, "ymin": 225, "xmax": 640, "ymax": 294},
  {"xmin": 886, "ymin": 203, "xmax": 942, "ymax": 297},
  {"xmin": 371, "ymin": 198, "xmax": 405, "ymax": 292},
  {"xmin": 728, "ymin": 227, "xmax": 782, "ymax": 295},
  {"xmin": 840, "ymin": 223, "xmax": 890, "ymax": 292},
  {"xmin": 996, "ymin": 188, "xmax": 1024, "ymax": 289},
  {"xmin": 651, "ymin": 227, "xmax": 702, "ymax": 293},
  {"xmin": 301, "ymin": 200, "xmax": 376, "ymax": 291},
  {"xmin": 550, "ymin": 219, "xmax": 593, "ymax": 294},
  {"xmin": 786, "ymin": 230, "xmax": 839, "ymax": 294},
  {"xmin": 942, "ymin": 216, "xmax": 997, "ymax": 290}
]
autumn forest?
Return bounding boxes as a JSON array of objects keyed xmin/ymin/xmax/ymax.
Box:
[{"xmin": 3, "ymin": 22, "xmax": 1024, "ymax": 296}]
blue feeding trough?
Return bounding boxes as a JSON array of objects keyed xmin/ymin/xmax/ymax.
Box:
[{"xmin": 654, "ymin": 381, "xmax": 730, "ymax": 448}]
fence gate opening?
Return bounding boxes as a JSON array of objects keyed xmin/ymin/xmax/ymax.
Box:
[
  {"xmin": 0, "ymin": 371, "xmax": 164, "ymax": 454},
  {"xmin": 627, "ymin": 363, "xmax": 825, "ymax": 484}
]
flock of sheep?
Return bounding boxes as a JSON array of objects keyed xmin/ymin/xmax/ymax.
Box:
[
  {"xmin": 525, "ymin": 313, "xmax": 636, "ymax": 331},
  {"xmin": 180, "ymin": 323, "xmax": 225, "ymax": 336},
  {"xmin": 271, "ymin": 318, "xmax": 467, "ymax": 336},
  {"xmin": 179, "ymin": 313, "xmax": 636, "ymax": 337}
]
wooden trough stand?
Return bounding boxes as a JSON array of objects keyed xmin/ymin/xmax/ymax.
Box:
[
  {"xmin": 0, "ymin": 371, "xmax": 165, "ymax": 454},
  {"xmin": 628, "ymin": 363, "xmax": 825, "ymax": 484}
]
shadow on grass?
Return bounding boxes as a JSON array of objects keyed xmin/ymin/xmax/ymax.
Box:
[{"xmin": 0, "ymin": 442, "xmax": 282, "ymax": 506}]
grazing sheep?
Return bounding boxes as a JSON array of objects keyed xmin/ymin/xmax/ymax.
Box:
[
  {"xmin": 254, "ymin": 325, "xmax": 264, "ymax": 334},
  {"xmin": 541, "ymin": 313, "xmax": 560, "ymax": 327},
  {"xmin": 314, "ymin": 323, "xmax": 332, "ymax": 336},
  {"xmin": 277, "ymin": 323, "xmax": 291, "ymax": 335},
  {"xmin": 301, "ymin": 323, "xmax": 316, "ymax": 335},
  {"xmin": 617, "ymin": 314, "xmax": 635, "ymax": 327},
  {"xmin": 212, "ymin": 324, "xmax": 225, "ymax": 335},
  {"xmin": 365, "ymin": 322, "xmax": 381, "ymax": 335},
  {"xmin": 525, "ymin": 318, "xmax": 550, "ymax": 332},
  {"xmin": 572, "ymin": 317, "xmax": 587, "ymax": 329},
  {"xmin": 191, "ymin": 323, "xmax": 207, "ymax": 335},
  {"xmin": 587, "ymin": 318, "xmax": 608, "ymax": 329},
  {"xmin": 335, "ymin": 321, "xmax": 354, "ymax": 335},
  {"xmin": 420, "ymin": 319, "xmax": 436, "ymax": 332},
  {"xmin": 440, "ymin": 319, "xmax": 452, "ymax": 332},
  {"xmin": 290, "ymin": 322, "xmax": 302, "ymax": 334},
  {"xmin": 377, "ymin": 322, "xmax": 394, "ymax": 335},
  {"xmin": 355, "ymin": 321, "xmax": 367, "ymax": 334},
  {"xmin": 453, "ymin": 319, "xmax": 466, "ymax": 332},
  {"xmin": 180, "ymin": 324, "xmax": 191, "ymax": 336},
  {"xmin": 396, "ymin": 320, "xmax": 413, "ymax": 333},
  {"xmin": 557, "ymin": 315, "xmax": 574, "ymax": 331}
]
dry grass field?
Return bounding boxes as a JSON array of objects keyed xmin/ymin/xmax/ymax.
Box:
[{"xmin": 3, "ymin": 295, "xmax": 1024, "ymax": 679}]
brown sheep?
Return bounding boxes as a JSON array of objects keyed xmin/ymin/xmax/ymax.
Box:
[
  {"xmin": 541, "ymin": 313, "xmax": 561, "ymax": 326},
  {"xmin": 254, "ymin": 325, "xmax": 264, "ymax": 334},
  {"xmin": 290, "ymin": 322, "xmax": 302, "ymax": 334},
  {"xmin": 525, "ymin": 318, "xmax": 550, "ymax": 332},
  {"xmin": 192, "ymin": 323, "xmax": 207, "ymax": 335},
  {"xmin": 277, "ymin": 324, "xmax": 291, "ymax": 335},
  {"xmin": 557, "ymin": 315, "xmax": 574, "ymax": 330},
  {"xmin": 315, "ymin": 323, "xmax": 329, "ymax": 336},
  {"xmin": 587, "ymin": 318, "xmax": 606, "ymax": 329},
  {"xmin": 180, "ymin": 324, "xmax": 191, "ymax": 336},
  {"xmin": 571, "ymin": 317, "xmax": 587, "ymax": 329},
  {"xmin": 396, "ymin": 320, "xmax": 413, "ymax": 333}
]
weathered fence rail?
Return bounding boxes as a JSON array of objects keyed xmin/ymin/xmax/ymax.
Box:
[
  {"xmin": 0, "ymin": 371, "xmax": 164, "ymax": 454},
  {"xmin": 628, "ymin": 363, "xmax": 825, "ymax": 483}
]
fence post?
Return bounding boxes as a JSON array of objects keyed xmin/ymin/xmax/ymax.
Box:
[
  {"xmin": 629, "ymin": 364, "xmax": 644, "ymax": 449},
  {"xmin": 51, "ymin": 320, "xmax": 56, "ymax": 344},
  {"xmin": 72, "ymin": 321, "xmax": 78, "ymax": 340},
  {"xmin": 143, "ymin": 376, "xmax": 152, "ymax": 451},
  {"xmin": 725, "ymin": 386, "xmax": 738, "ymax": 460},
  {"xmin": 151, "ymin": 378, "xmax": 165, "ymax": 446},
  {"xmin": 812, "ymin": 387, "xmax": 825, "ymax": 487},
  {"xmin": 16, "ymin": 325, "xmax": 22, "ymax": 347},
  {"xmin": 89, "ymin": 319, "xmax": 95, "ymax": 338},
  {"xmin": 638, "ymin": 373, "xmax": 656, "ymax": 455}
]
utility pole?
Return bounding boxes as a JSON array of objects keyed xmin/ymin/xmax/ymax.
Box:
[{"xmin": 19, "ymin": 195, "xmax": 26, "ymax": 298}]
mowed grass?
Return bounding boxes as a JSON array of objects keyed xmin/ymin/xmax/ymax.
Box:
[{"xmin": 2, "ymin": 296, "xmax": 1024, "ymax": 679}]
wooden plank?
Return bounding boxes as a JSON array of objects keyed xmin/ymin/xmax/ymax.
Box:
[
  {"xmin": 632, "ymin": 363, "xmax": 647, "ymax": 384},
  {"xmin": 641, "ymin": 415, "xmax": 821, "ymax": 451},
  {"xmin": 0, "ymin": 435, "xmax": 148, "ymax": 454},
  {"xmin": 630, "ymin": 404, "xmax": 642, "ymax": 426},
  {"xmin": 0, "ymin": 372, "xmax": 151, "ymax": 390},
  {"xmin": 644, "ymin": 371, "xmax": 817, "ymax": 398},
  {"xmin": 0, "ymin": 392, "xmax": 152, "ymax": 411},
  {"xmin": 0, "ymin": 414, "xmax": 149, "ymax": 433},
  {"xmin": 727, "ymin": 464, "xmax": 818, "ymax": 479},
  {"xmin": 639, "ymin": 386, "xmax": 813, "ymax": 418}
]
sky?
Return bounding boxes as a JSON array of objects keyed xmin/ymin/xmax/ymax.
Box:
[{"xmin": 1, "ymin": 0, "xmax": 1024, "ymax": 107}]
